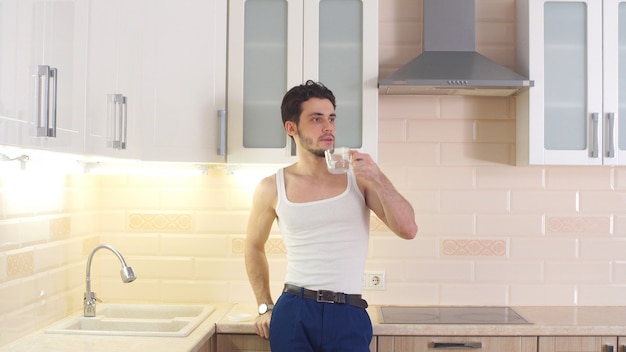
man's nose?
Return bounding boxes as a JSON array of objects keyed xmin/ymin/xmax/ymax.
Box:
[{"xmin": 322, "ymin": 120, "xmax": 334, "ymax": 132}]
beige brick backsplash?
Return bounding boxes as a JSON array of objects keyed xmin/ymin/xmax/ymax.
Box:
[
  {"xmin": 545, "ymin": 261, "xmax": 611, "ymax": 282},
  {"xmin": 128, "ymin": 213, "xmax": 193, "ymax": 232},
  {"xmin": 440, "ymin": 96, "xmax": 512, "ymax": 120},
  {"xmin": 407, "ymin": 120, "xmax": 474, "ymax": 143},
  {"xmin": 474, "ymin": 120, "xmax": 516, "ymax": 143},
  {"xmin": 476, "ymin": 166, "xmax": 544, "ymax": 189},
  {"xmin": 379, "ymin": 95, "xmax": 440, "ymax": 119},
  {"xmin": 417, "ymin": 214, "xmax": 475, "ymax": 236},
  {"xmin": 545, "ymin": 167, "xmax": 613, "ymax": 190},
  {"xmin": 510, "ymin": 238, "xmax": 577, "ymax": 259},
  {"xmin": 441, "ymin": 239, "xmax": 507, "ymax": 257},
  {"xmin": 440, "ymin": 190, "xmax": 509, "ymax": 213},
  {"xmin": 441, "ymin": 142, "xmax": 513, "ymax": 166},
  {"xmin": 580, "ymin": 191, "xmax": 626, "ymax": 213},
  {"xmin": 475, "ymin": 261, "xmax": 543, "ymax": 282},
  {"xmin": 509, "ymin": 284, "xmax": 577, "ymax": 306},
  {"xmin": 378, "ymin": 142, "xmax": 439, "ymax": 166},
  {"xmin": 378, "ymin": 119, "xmax": 407, "ymax": 143},
  {"xmin": 370, "ymin": 237, "xmax": 439, "ymax": 259},
  {"xmin": 406, "ymin": 166, "xmax": 475, "ymax": 189},
  {"xmin": 579, "ymin": 238, "xmax": 626, "ymax": 260},
  {"xmin": 511, "ymin": 191, "xmax": 578, "ymax": 212},
  {"xmin": 476, "ymin": 214, "xmax": 543, "ymax": 236},
  {"xmin": 578, "ymin": 285, "xmax": 626, "ymax": 306},
  {"xmin": 440, "ymin": 284, "xmax": 509, "ymax": 306},
  {"xmin": 404, "ymin": 260, "xmax": 473, "ymax": 282}
]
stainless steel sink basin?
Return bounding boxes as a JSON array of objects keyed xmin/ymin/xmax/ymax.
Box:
[{"xmin": 45, "ymin": 304, "xmax": 215, "ymax": 337}]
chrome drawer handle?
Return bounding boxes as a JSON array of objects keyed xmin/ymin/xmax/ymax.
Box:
[{"xmin": 432, "ymin": 342, "xmax": 482, "ymax": 349}]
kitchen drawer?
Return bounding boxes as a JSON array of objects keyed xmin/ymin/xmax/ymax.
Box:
[
  {"xmin": 216, "ymin": 334, "xmax": 376, "ymax": 352},
  {"xmin": 377, "ymin": 336, "xmax": 537, "ymax": 352}
]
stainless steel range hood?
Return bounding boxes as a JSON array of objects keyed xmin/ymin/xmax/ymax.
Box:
[{"xmin": 379, "ymin": 0, "xmax": 533, "ymax": 96}]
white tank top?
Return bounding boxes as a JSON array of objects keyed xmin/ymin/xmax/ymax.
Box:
[{"xmin": 275, "ymin": 168, "xmax": 370, "ymax": 294}]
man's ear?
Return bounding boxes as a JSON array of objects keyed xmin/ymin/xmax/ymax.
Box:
[{"xmin": 285, "ymin": 121, "xmax": 297, "ymax": 137}]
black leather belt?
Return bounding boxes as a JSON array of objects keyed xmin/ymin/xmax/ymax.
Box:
[{"xmin": 283, "ymin": 284, "xmax": 368, "ymax": 309}]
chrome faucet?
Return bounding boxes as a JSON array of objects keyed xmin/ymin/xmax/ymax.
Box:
[{"xmin": 84, "ymin": 244, "xmax": 136, "ymax": 317}]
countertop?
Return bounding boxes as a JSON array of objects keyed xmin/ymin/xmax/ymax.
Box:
[
  {"xmin": 4, "ymin": 304, "xmax": 626, "ymax": 351},
  {"xmin": 0, "ymin": 302, "xmax": 234, "ymax": 352},
  {"xmin": 218, "ymin": 304, "xmax": 626, "ymax": 336}
]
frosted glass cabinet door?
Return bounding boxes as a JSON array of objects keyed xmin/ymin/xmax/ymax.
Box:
[
  {"xmin": 227, "ymin": 0, "xmax": 300, "ymax": 164},
  {"xmin": 519, "ymin": 0, "xmax": 604, "ymax": 165},
  {"xmin": 317, "ymin": 0, "xmax": 377, "ymax": 157},
  {"xmin": 227, "ymin": 0, "xmax": 378, "ymax": 164},
  {"xmin": 608, "ymin": 0, "xmax": 626, "ymax": 164},
  {"xmin": 541, "ymin": 0, "xmax": 603, "ymax": 165}
]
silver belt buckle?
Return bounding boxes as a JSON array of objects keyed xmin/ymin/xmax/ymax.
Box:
[{"xmin": 316, "ymin": 290, "xmax": 335, "ymax": 304}]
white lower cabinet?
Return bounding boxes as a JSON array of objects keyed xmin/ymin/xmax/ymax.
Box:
[{"xmin": 377, "ymin": 336, "xmax": 537, "ymax": 352}]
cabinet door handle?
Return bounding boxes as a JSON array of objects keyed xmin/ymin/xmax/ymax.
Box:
[
  {"xmin": 217, "ymin": 109, "xmax": 226, "ymax": 156},
  {"xmin": 432, "ymin": 342, "xmax": 482, "ymax": 349},
  {"xmin": 607, "ymin": 112, "xmax": 615, "ymax": 158},
  {"xmin": 35, "ymin": 65, "xmax": 57, "ymax": 138},
  {"xmin": 591, "ymin": 112, "xmax": 599, "ymax": 158},
  {"xmin": 120, "ymin": 95, "xmax": 127, "ymax": 149},
  {"xmin": 106, "ymin": 94, "xmax": 127, "ymax": 150},
  {"xmin": 48, "ymin": 67, "xmax": 58, "ymax": 137}
]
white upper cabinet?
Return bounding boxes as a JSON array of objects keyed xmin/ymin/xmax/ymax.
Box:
[
  {"xmin": 0, "ymin": 0, "xmax": 87, "ymax": 153},
  {"xmin": 85, "ymin": 0, "xmax": 142, "ymax": 159},
  {"xmin": 86, "ymin": 0, "xmax": 227, "ymax": 163},
  {"xmin": 0, "ymin": 0, "xmax": 18, "ymax": 141},
  {"xmin": 227, "ymin": 0, "xmax": 378, "ymax": 164},
  {"xmin": 517, "ymin": 0, "xmax": 626, "ymax": 165},
  {"xmin": 139, "ymin": 0, "xmax": 227, "ymax": 163}
]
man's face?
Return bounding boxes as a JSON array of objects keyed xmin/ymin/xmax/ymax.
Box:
[{"xmin": 291, "ymin": 97, "xmax": 336, "ymax": 158}]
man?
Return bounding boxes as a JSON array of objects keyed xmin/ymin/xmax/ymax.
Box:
[{"xmin": 245, "ymin": 80, "xmax": 417, "ymax": 351}]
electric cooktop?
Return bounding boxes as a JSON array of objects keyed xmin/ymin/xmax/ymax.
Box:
[{"xmin": 378, "ymin": 306, "xmax": 531, "ymax": 324}]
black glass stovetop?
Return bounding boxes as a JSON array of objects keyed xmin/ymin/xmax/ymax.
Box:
[{"xmin": 378, "ymin": 306, "xmax": 531, "ymax": 324}]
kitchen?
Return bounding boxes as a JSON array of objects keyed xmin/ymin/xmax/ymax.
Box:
[{"xmin": 1, "ymin": 0, "xmax": 626, "ymax": 351}]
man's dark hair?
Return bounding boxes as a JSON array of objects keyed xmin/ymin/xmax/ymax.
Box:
[{"xmin": 281, "ymin": 80, "xmax": 336, "ymax": 127}]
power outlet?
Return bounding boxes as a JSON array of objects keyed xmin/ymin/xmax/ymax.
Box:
[{"xmin": 363, "ymin": 270, "xmax": 386, "ymax": 290}]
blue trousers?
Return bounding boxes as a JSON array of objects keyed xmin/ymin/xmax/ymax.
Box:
[{"xmin": 269, "ymin": 291, "xmax": 373, "ymax": 352}]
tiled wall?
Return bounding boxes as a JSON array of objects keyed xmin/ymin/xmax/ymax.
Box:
[{"xmin": 1, "ymin": 0, "xmax": 626, "ymax": 346}]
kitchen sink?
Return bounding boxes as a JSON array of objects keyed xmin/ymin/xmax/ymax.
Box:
[{"xmin": 45, "ymin": 304, "xmax": 215, "ymax": 337}]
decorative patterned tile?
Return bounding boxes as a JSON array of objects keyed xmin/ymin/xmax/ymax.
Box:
[
  {"xmin": 232, "ymin": 238, "xmax": 245, "ymax": 254},
  {"xmin": 231, "ymin": 237, "xmax": 286, "ymax": 255},
  {"xmin": 128, "ymin": 213, "xmax": 193, "ymax": 232},
  {"xmin": 547, "ymin": 216, "xmax": 610, "ymax": 234},
  {"xmin": 441, "ymin": 239, "xmax": 507, "ymax": 257},
  {"xmin": 49, "ymin": 217, "xmax": 71, "ymax": 240},
  {"xmin": 7, "ymin": 251, "xmax": 34, "ymax": 278}
]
